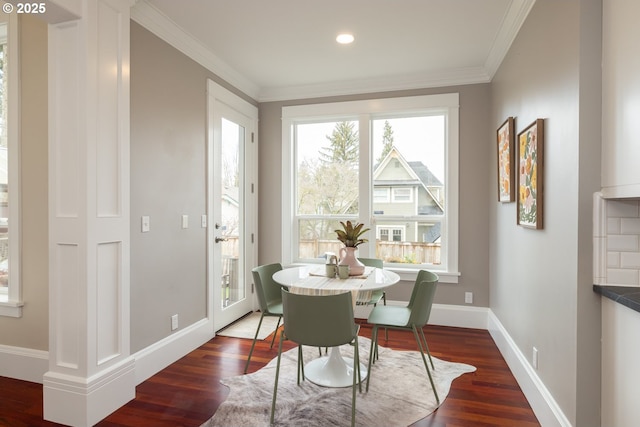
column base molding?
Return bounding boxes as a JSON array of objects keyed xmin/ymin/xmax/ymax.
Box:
[{"xmin": 43, "ymin": 357, "xmax": 136, "ymax": 427}]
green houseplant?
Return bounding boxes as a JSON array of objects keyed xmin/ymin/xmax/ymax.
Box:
[
  {"xmin": 335, "ymin": 221, "xmax": 370, "ymax": 276},
  {"xmin": 335, "ymin": 221, "xmax": 370, "ymax": 248}
]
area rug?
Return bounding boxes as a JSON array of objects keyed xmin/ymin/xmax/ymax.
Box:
[
  {"xmin": 201, "ymin": 337, "xmax": 475, "ymax": 427},
  {"xmin": 216, "ymin": 312, "xmax": 281, "ymax": 340}
]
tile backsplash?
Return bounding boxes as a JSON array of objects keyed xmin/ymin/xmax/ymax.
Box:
[{"xmin": 594, "ymin": 193, "xmax": 640, "ymax": 286}]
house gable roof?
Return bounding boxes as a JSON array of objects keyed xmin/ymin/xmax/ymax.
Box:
[{"xmin": 373, "ymin": 146, "xmax": 444, "ymax": 213}]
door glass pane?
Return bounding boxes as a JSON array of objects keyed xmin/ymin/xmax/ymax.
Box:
[
  {"xmin": 220, "ymin": 118, "xmax": 244, "ymax": 307},
  {"xmin": 372, "ymin": 116, "xmax": 444, "ymax": 265}
]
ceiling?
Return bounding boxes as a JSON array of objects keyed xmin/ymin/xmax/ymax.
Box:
[{"xmin": 131, "ymin": 0, "xmax": 535, "ymax": 102}]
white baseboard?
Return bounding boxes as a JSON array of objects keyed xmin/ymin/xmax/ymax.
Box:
[
  {"xmin": 133, "ymin": 317, "xmax": 214, "ymax": 384},
  {"xmin": 355, "ymin": 300, "xmax": 489, "ymax": 330},
  {"xmin": 429, "ymin": 303, "xmax": 489, "ymax": 329},
  {"xmin": 488, "ymin": 310, "xmax": 571, "ymax": 427},
  {"xmin": 0, "ymin": 344, "xmax": 48, "ymax": 383},
  {"xmin": 0, "ymin": 317, "xmax": 215, "ymax": 387}
]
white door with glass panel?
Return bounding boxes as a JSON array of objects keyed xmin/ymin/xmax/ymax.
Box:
[{"xmin": 208, "ymin": 81, "xmax": 258, "ymax": 332}]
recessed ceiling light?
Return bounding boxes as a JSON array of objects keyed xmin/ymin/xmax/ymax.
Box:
[{"xmin": 336, "ymin": 33, "xmax": 355, "ymax": 44}]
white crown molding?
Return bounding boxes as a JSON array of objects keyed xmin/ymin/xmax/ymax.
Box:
[
  {"xmin": 259, "ymin": 66, "xmax": 492, "ymax": 103},
  {"xmin": 130, "ymin": 0, "xmax": 260, "ymax": 100},
  {"xmin": 484, "ymin": 0, "xmax": 537, "ymax": 78},
  {"xmin": 130, "ymin": 0, "xmax": 533, "ymax": 103}
]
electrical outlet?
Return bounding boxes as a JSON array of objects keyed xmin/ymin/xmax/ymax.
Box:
[
  {"xmin": 532, "ymin": 347, "xmax": 538, "ymax": 369},
  {"xmin": 201, "ymin": 214, "xmax": 207, "ymax": 228},
  {"xmin": 464, "ymin": 292, "xmax": 473, "ymax": 304},
  {"xmin": 171, "ymin": 314, "xmax": 179, "ymax": 331}
]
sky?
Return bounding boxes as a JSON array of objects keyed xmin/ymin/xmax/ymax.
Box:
[{"xmin": 296, "ymin": 115, "xmax": 445, "ymax": 182}]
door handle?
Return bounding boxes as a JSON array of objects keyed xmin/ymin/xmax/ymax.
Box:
[{"xmin": 215, "ymin": 237, "xmax": 228, "ymax": 243}]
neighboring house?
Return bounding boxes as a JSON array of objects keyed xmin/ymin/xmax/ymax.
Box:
[{"xmin": 372, "ymin": 146, "xmax": 443, "ymax": 243}]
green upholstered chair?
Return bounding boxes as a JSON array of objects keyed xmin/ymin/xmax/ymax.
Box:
[
  {"xmin": 356, "ymin": 257, "xmax": 386, "ymax": 307},
  {"xmin": 271, "ymin": 289, "xmax": 361, "ymax": 427},
  {"xmin": 243, "ymin": 263, "xmax": 284, "ymax": 374},
  {"xmin": 365, "ymin": 270, "xmax": 439, "ymax": 405}
]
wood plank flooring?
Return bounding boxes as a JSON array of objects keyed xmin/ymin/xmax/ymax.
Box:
[{"xmin": 0, "ymin": 323, "xmax": 540, "ymax": 427}]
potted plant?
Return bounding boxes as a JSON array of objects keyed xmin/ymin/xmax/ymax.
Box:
[{"xmin": 335, "ymin": 221, "xmax": 370, "ymax": 275}]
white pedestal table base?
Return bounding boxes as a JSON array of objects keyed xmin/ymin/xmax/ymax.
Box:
[{"xmin": 304, "ymin": 346, "xmax": 368, "ymax": 388}]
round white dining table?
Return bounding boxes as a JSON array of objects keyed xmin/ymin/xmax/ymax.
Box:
[{"xmin": 272, "ymin": 265, "xmax": 400, "ymax": 388}]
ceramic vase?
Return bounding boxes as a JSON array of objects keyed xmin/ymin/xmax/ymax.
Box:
[{"xmin": 339, "ymin": 246, "xmax": 365, "ymax": 276}]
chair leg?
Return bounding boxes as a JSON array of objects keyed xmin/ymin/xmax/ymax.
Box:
[
  {"xmin": 412, "ymin": 326, "xmax": 439, "ymax": 405},
  {"xmin": 352, "ymin": 337, "xmax": 362, "ymax": 393},
  {"xmin": 270, "ymin": 316, "xmax": 282, "ymax": 348},
  {"xmin": 270, "ymin": 337, "xmax": 285, "ymax": 426},
  {"xmin": 418, "ymin": 326, "xmax": 435, "ymax": 370},
  {"xmin": 297, "ymin": 345, "xmax": 305, "ymax": 385},
  {"xmin": 366, "ymin": 326, "xmax": 378, "ymax": 392},
  {"xmin": 243, "ymin": 312, "xmax": 265, "ymax": 374}
]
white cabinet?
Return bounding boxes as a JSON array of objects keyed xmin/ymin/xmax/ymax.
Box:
[
  {"xmin": 601, "ymin": 298, "xmax": 640, "ymax": 426},
  {"xmin": 601, "ymin": 0, "xmax": 640, "ymax": 198}
]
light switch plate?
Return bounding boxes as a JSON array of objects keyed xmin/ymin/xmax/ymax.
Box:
[
  {"xmin": 141, "ymin": 216, "xmax": 150, "ymax": 232},
  {"xmin": 181, "ymin": 215, "xmax": 189, "ymax": 229}
]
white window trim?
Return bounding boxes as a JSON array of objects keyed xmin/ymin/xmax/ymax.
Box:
[
  {"xmin": 281, "ymin": 93, "xmax": 460, "ymax": 283},
  {"xmin": 0, "ymin": 11, "xmax": 22, "ymax": 317}
]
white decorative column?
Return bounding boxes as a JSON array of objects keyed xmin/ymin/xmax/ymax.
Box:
[{"xmin": 44, "ymin": 0, "xmax": 134, "ymax": 425}]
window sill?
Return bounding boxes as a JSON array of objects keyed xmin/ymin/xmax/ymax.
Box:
[
  {"xmin": 0, "ymin": 300, "xmax": 24, "ymax": 317},
  {"xmin": 389, "ymin": 267, "xmax": 460, "ymax": 284}
]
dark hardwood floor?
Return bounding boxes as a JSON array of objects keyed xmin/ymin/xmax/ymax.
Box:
[{"xmin": 0, "ymin": 322, "xmax": 540, "ymax": 427}]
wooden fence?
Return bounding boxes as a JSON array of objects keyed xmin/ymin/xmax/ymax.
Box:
[
  {"xmin": 300, "ymin": 239, "xmax": 441, "ymax": 265},
  {"xmin": 221, "ymin": 237, "xmax": 441, "ymax": 265}
]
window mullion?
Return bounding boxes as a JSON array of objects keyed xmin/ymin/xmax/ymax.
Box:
[{"xmin": 358, "ymin": 114, "xmax": 372, "ymax": 258}]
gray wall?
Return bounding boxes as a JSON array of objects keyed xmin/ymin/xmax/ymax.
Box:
[
  {"xmin": 489, "ymin": 0, "xmax": 602, "ymax": 424},
  {"xmin": 0, "ymin": 15, "xmax": 49, "ymax": 350},
  {"xmin": 258, "ymin": 84, "xmax": 491, "ymax": 307},
  {"xmin": 129, "ymin": 22, "xmax": 254, "ymax": 352}
]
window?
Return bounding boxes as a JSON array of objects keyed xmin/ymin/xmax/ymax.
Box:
[
  {"xmin": 378, "ymin": 226, "xmax": 404, "ymax": 242},
  {"xmin": 392, "ymin": 187, "xmax": 412, "ymax": 203},
  {"xmin": 282, "ymin": 94, "xmax": 459, "ymax": 282},
  {"xmin": 373, "ymin": 188, "xmax": 389, "ymax": 203},
  {"xmin": 0, "ymin": 11, "xmax": 21, "ymax": 316}
]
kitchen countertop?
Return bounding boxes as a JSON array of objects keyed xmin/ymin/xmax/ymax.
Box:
[{"xmin": 593, "ymin": 285, "xmax": 640, "ymax": 313}]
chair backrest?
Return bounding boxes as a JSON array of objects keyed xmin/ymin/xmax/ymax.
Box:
[
  {"xmin": 407, "ymin": 270, "xmax": 438, "ymax": 327},
  {"xmin": 252, "ymin": 263, "xmax": 283, "ymax": 313},
  {"xmin": 358, "ymin": 257, "xmax": 383, "ymax": 269},
  {"xmin": 281, "ymin": 289, "xmax": 356, "ymax": 347}
]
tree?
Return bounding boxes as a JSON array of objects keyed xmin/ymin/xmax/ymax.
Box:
[
  {"xmin": 297, "ymin": 121, "xmax": 360, "ymax": 242},
  {"xmin": 376, "ymin": 120, "xmax": 394, "ymax": 165},
  {"xmin": 319, "ymin": 121, "xmax": 359, "ymax": 165}
]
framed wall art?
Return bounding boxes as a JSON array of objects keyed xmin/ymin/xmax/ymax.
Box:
[
  {"xmin": 516, "ymin": 119, "xmax": 544, "ymax": 229},
  {"xmin": 496, "ymin": 117, "xmax": 515, "ymax": 202}
]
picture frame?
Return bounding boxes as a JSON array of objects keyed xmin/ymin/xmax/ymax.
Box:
[
  {"xmin": 516, "ymin": 119, "xmax": 544, "ymax": 229},
  {"xmin": 496, "ymin": 117, "xmax": 515, "ymax": 202}
]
